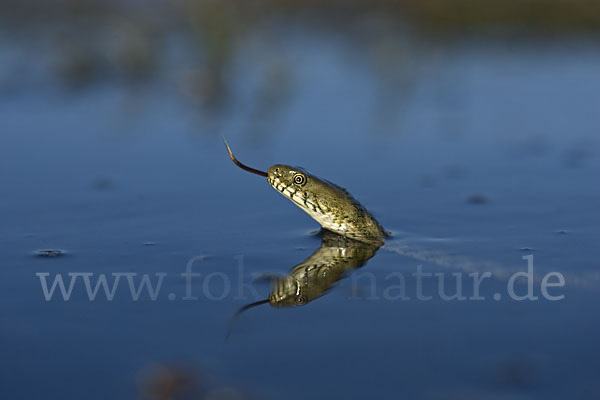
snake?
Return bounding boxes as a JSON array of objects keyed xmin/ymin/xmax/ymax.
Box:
[
  {"xmin": 224, "ymin": 140, "xmax": 387, "ymax": 245},
  {"xmin": 223, "ymin": 140, "xmax": 386, "ymax": 336}
]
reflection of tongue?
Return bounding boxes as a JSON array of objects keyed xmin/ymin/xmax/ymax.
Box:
[{"xmin": 225, "ymin": 299, "xmax": 270, "ymax": 340}]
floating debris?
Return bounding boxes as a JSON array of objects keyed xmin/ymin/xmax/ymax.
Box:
[
  {"xmin": 555, "ymin": 229, "xmax": 570, "ymax": 235},
  {"xmin": 36, "ymin": 249, "xmax": 64, "ymax": 257},
  {"xmin": 143, "ymin": 241, "xmax": 157, "ymax": 246},
  {"xmin": 519, "ymin": 247, "xmax": 535, "ymax": 252},
  {"xmin": 466, "ymin": 194, "xmax": 489, "ymax": 205}
]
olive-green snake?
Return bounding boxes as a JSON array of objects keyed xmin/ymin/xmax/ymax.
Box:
[
  {"xmin": 223, "ymin": 140, "xmax": 385, "ymax": 337},
  {"xmin": 224, "ymin": 140, "xmax": 386, "ymax": 245}
]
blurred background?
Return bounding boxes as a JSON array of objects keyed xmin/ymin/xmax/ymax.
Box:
[{"xmin": 1, "ymin": 1, "xmax": 599, "ymax": 399}]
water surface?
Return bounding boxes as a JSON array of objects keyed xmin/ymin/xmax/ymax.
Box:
[{"xmin": 1, "ymin": 28, "xmax": 599, "ymax": 399}]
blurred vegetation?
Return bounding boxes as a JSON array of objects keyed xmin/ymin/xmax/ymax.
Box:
[
  {"xmin": 4, "ymin": 0, "xmax": 600, "ymax": 34},
  {"xmin": 2, "ymin": 0, "xmax": 599, "ymax": 122}
]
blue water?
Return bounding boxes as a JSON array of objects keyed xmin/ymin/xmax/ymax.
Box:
[{"xmin": 1, "ymin": 31, "xmax": 599, "ymax": 399}]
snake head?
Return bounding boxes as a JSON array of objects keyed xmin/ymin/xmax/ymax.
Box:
[
  {"xmin": 267, "ymin": 164, "xmax": 385, "ymax": 245},
  {"xmin": 267, "ymin": 275, "xmax": 310, "ymax": 307}
]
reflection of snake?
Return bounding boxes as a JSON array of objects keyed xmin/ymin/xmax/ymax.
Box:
[
  {"xmin": 225, "ymin": 231, "xmax": 380, "ymax": 338},
  {"xmin": 268, "ymin": 230, "xmax": 380, "ymax": 307}
]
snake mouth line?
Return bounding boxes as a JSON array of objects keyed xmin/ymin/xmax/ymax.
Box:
[
  {"xmin": 269, "ymin": 179, "xmax": 298, "ymax": 199},
  {"xmin": 267, "ymin": 177, "xmax": 288, "ymax": 193},
  {"xmin": 269, "ymin": 177, "xmax": 327, "ymax": 216}
]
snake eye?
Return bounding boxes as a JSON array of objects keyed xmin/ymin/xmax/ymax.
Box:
[
  {"xmin": 293, "ymin": 173, "xmax": 307, "ymax": 186},
  {"xmin": 295, "ymin": 295, "xmax": 307, "ymax": 305}
]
